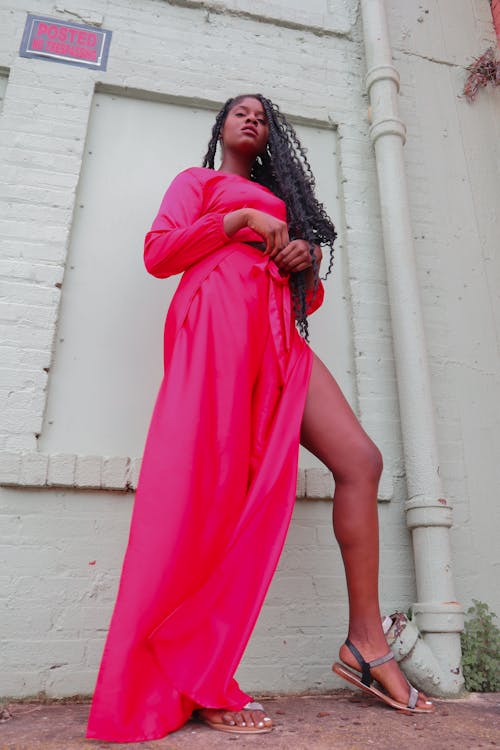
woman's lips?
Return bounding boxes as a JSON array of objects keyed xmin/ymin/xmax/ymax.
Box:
[{"xmin": 241, "ymin": 127, "xmax": 258, "ymax": 137}]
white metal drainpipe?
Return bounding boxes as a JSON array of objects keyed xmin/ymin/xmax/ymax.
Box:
[{"xmin": 359, "ymin": 0, "xmax": 464, "ymax": 695}]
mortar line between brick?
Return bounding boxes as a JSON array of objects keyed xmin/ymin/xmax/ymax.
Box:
[
  {"xmin": 162, "ymin": 0, "xmax": 354, "ymax": 38},
  {"xmin": 395, "ymin": 48, "xmax": 466, "ymax": 68}
]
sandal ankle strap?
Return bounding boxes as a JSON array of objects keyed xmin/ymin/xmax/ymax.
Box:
[{"xmin": 345, "ymin": 639, "xmax": 394, "ymax": 687}]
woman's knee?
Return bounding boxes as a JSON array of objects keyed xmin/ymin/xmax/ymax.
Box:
[
  {"xmin": 332, "ymin": 439, "xmax": 383, "ymax": 485},
  {"xmin": 366, "ymin": 442, "xmax": 384, "ymax": 482}
]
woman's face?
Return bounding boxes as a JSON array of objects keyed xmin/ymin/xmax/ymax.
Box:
[{"xmin": 220, "ymin": 97, "xmax": 269, "ymax": 158}]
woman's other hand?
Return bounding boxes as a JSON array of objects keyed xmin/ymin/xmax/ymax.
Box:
[{"xmin": 272, "ymin": 240, "xmax": 322, "ymax": 274}]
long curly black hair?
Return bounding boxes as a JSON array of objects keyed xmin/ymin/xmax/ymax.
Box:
[{"xmin": 202, "ymin": 93, "xmax": 337, "ymax": 340}]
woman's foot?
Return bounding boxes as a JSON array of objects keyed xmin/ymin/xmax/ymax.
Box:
[
  {"xmin": 196, "ymin": 702, "xmax": 273, "ymax": 733},
  {"xmin": 337, "ymin": 639, "xmax": 434, "ymax": 712}
]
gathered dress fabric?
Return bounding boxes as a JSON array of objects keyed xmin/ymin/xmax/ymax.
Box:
[{"xmin": 86, "ymin": 167, "xmax": 324, "ymax": 742}]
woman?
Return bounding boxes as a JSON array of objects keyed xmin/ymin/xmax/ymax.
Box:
[{"xmin": 86, "ymin": 94, "xmax": 433, "ymax": 743}]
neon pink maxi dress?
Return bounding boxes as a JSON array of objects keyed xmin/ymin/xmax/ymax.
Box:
[{"xmin": 86, "ymin": 167, "xmax": 324, "ymax": 742}]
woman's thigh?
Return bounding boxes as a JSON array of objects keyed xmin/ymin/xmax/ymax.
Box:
[{"xmin": 300, "ymin": 353, "xmax": 382, "ymax": 482}]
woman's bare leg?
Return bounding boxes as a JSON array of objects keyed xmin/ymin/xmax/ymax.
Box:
[{"xmin": 301, "ymin": 353, "xmax": 431, "ymax": 708}]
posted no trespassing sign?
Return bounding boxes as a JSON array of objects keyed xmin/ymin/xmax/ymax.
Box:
[{"xmin": 19, "ymin": 14, "xmax": 112, "ymax": 71}]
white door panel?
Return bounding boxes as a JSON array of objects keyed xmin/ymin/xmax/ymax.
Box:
[{"xmin": 40, "ymin": 93, "xmax": 352, "ymax": 466}]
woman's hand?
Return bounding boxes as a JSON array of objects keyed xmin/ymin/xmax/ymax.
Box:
[
  {"xmin": 272, "ymin": 240, "xmax": 322, "ymax": 274},
  {"xmin": 223, "ymin": 209, "xmax": 289, "ymax": 255},
  {"xmin": 245, "ymin": 209, "xmax": 290, "ymax": 255},
  {"xmin": 223, "ymin": 210, "xmax": 322, "ymax": 274}
]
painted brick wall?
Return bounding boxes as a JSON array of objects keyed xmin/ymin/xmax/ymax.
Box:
[
  {"xmin": 0, "ymin": 0, "xmax": 401, "ymax": 698},
  {"xmin": 0, "ymin": 0, "xmax": 498, "ymax": 699},
  {"xmin": 386, "ymin": 0, "xmax": 500, "ymax": 619}
]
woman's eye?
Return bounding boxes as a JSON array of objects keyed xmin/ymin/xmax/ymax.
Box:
[{"xmin": 233, "ymin": 112, "xmax": 266, "ymax": 124}]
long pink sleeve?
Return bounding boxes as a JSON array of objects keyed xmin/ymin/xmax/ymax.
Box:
[{"xmin": 144, "ymin": 169, "xmax": 231, "ymax": 278}]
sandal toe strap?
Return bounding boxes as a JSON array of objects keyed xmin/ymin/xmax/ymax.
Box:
[
  {"xmin": 243, "ymin": 701, "xmax": 264, "ymax": 712},
  {"xmin": 407, "ymin": 685, "xmax": 419, "ymax": 710}
]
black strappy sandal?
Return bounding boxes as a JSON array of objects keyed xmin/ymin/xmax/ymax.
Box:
[{"xmin": 332, "ymin": 639, "xmax": 435, "ymax": 714}]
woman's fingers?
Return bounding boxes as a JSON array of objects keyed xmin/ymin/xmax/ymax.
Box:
[
  {"xmin": 274, "ymin": 240, "xmax": 312, "ymax": 271},
  {"xmin": 267, "ymin": 226, "xmax": 289, "ymax": 257},
  {"xmin": 246, "ymin": 210, "xmax": 289, "ymax": 255},
  {"xmin": 288, "ymin": 259, "xmax": 313, "ymax": 272},
  {"xmin": 265, "ymin": 228, "xmax": 287, "ymax": 256},
  {"xmin": 264, "ymin": 230, "xmax": 274, "ymax": 255},
  {"xmin": 264, "ymin": 237, "xmax": 321, "ymax": 273}
]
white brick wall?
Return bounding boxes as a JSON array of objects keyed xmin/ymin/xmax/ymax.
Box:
[
  {"xmin": 0, "ymin": 0, "xmax": 498, "ymax": 698},
  {"xmin": 0, "ymin": 0, "xmax": 398, "ymax": 489},
  {"xmin": 386, "ymin": 0, "xmax": 500, "ymax": 617}
]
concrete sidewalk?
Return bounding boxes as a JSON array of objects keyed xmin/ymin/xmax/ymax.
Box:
[{"xmin": 1, "ymin": 691, "xmax": 499, "ymax": 750}]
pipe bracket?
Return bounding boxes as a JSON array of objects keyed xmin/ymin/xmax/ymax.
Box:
[
  {"xmin": 369, "ymin": 117, "xmax": 406, "ymax": 145},
  {"xmin": 412, "ymin": 601, "xmax": 465, "ymax": 634},
  {"xmin": 405, "ymin": 495, "xmax": 453, "ymax": 529},
  {"xmin": 365, "ymin": 64, "xmax": 400, "ymax": 94}
]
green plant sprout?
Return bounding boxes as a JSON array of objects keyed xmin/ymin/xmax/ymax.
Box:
[{"xmin": 461, "ymin": 600, "xmax": 500, "ymax": 692}]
